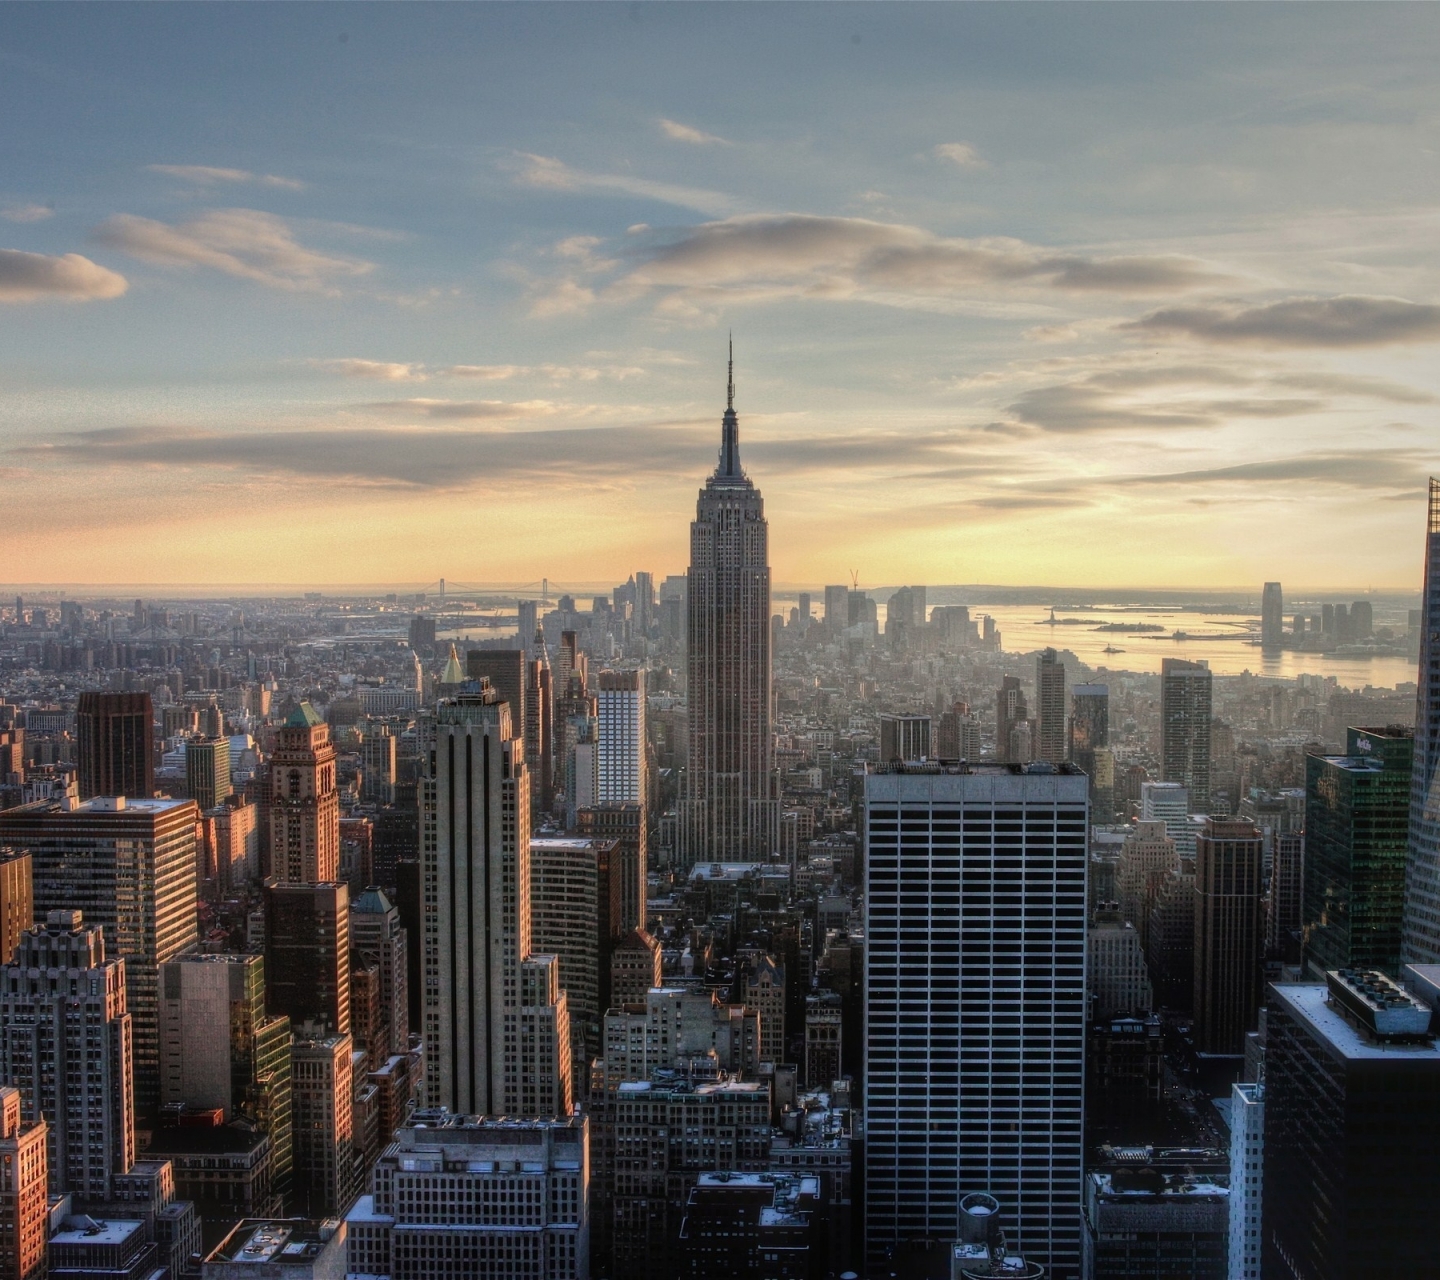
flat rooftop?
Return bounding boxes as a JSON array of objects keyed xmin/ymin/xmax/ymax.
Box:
[
  {"xmin": 1270, "ymin": 982, "xmax": 1440, "ymax": 1063},
  {"xmin": 209, "ymin": 1221, "xmax": 337, "ymax": 1266},
  {"xmin": 51, "ymin": 1217, "xmax": 146, "ymax": 1247}
]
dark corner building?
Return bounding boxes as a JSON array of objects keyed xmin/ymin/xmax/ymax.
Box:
[
  {"xmin": 1303, "ymin": 726, "xmax": 1412, "ymax": 978},
  {"xmin": 77, "ymin": 691, "xmax": 154, "ymax": 800},
  {"xmin": 1264, "ymin": 968, "xmax": 1440, "ymax": 1279}
]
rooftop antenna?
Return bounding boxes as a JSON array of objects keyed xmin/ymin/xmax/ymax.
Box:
[{"xmin": 727, "ymin": 331, "xmax": 734, "ymax": 411}]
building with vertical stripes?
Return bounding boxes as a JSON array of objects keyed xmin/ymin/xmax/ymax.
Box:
[
  {"xmin": 1405, "ymin": 477, "xmax": 1440, "ymax": 964},
  {"xmin": 864, "ymin": 762, "xmax": 1088, "ymax": 1280}
]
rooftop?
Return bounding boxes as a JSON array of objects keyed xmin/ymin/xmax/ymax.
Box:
[
  {"xmin": 1089, "ymin": 1170, "xmax": 1229, "ymax": 1199},
  {"xmin": 1271, "ymin": 981, "xmax": 1440, "ymax": 1062},
  {"xmin": 282, "ymin": 701, "xmax": 323, "ymax": 729},
  {"xmin": 51, "ymin": 1217, "xmax": 146, "ymax": 1247},
  {"xmin": 209, "ymin": 1220, "xmax": 340, "ymax": 1266}
]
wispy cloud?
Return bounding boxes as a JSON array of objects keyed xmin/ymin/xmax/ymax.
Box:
[
  {"xmin": 934, "ymin": 142, "xmax": 985, "ymax": 169},
  {"xmin": 1123, "ymin": 295, "xmax": 1440, "ymax": 348},
  {"xmin": 147, "ymin": 164, "xmax": 306, "ymax": 191},
  {"xmin": 309, "ymin": 359, "xmax": 425, "ymax": 381},
  {"xmin": 1120, "ymin": 449, "xmax": 1431, "ymax": 492},
  {"xmin": 510, "ymin": 153, "xmax": 736, "ymax": 216},
  {"xmin": 1, "ymin": 204, "xmax": 53, "ymax": 224},
  {"xmin": 0, "ymin": 249, "xmax": 128, "ymax": 303},
  {"xmin": 95, "ymin": 209, "xmax": 372, "ymax": 292},
  {"xmin": 658, "ymin": 118, "xmax": 732, "ymax": 147},
  {"xmin": 616, "ymin": 214, "xmax": 1226, "ymax": 311}
]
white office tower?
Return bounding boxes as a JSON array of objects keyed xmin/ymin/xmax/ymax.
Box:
[
  {"xmin": 346, "ymin": 1110, "xmax": 589, "ymax": 1280},
  {"xmin": 1140, "ymin": 781, "xmax": 1195, "ymax": 858},
  {"xmin": 595, "ymin": 670, "xmax": 647, "ymax": 805},
  {"xmin": 421, "ymin": 689, "xmax": 571, "ymax": 1117},
  {"xmin": 1228, "ymin": 1081, "xmax": 1263, "ymax": 1280},
  {"xmin": 864, "ymin": 763, "xmax": 1088, "ymax": 1279}
]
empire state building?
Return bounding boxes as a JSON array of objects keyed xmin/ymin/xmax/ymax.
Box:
[{"xmin": 682, "ymin": 347, "xmax": 778, "ymax": 864}]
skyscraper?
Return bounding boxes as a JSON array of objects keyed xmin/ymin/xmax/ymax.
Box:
[
  {"xmin": 158, "ymin": 952, "xmax": 293, "ymax": 1201},
  {"xmin": 348, "ymin": 888, "xmax": 408, "ymax": 1065},
  {"xmin": 1035, "ymin": 648, "xmax": 1067, "ymax": 765},
  {"xmin": 76, "ymin": 691, "xmax": 154, "ymax": 801},
  {"xmin": 0, "ymin": 1088, "xmax": 47, "ymax": 1280},
  {"xmin": 593, "ymin": 669, "xmax": 650, "ymax": 926},
  {"xmin": 1160, "ymin": 659, "xmax": 1212, "ymax": 810},
  {"xmin": 1192, "ymin": 819, "xmax": 1264, "ymax": 1056},
  {"xmin": 879, "ymin": 714, "xmax": 930, "ymax": 763},
  {"xmin": 0, "ymin": 851, "xmax": 31, "ymax": 967},
  {"xmin": 1069, "ymin": 683, "xmax": 1111, "ymax": 819},
  {"xmin": 0, "ymin": 911, "xmax": 133, "ymax": 1201},
  {"xmin": 1404, "ymin": 477, "xmax": 1440, "ymax": 964},
  {"xmin": 682, "ymin": 347, "xmax": 777, "ymax": 865},
  {"xmin": 531, "ymin": 835, "xmax": 622, "ymax": 1090},
  {"xmin": 1, "ymin": 796, "xmax": 198, "ymax": 1118},
  {"xmin": 1264, "ymin": 971, "xmax": 1440, "ymax": 1278},
  {"xmin": 267, "ymin": 702, "xmax": 339, "ymax": 885},
  {"xmin": 995, "ymin": 676, "xmax": 1030, "ymax": 764},
  {"xmin": 864, "ymin": 762, "xmax": 1088, "ymax": 1278},
  {"xmin": 1304, "ymin": 726, "xmax": 1412, "ymax": 976},
  {"xmin": 823, "ymin": 585, "xmax": 848, "ymax": 630},
  {"xmin": 421, "ymin": 688, "xmax": 570, "ymax": 1117},
  {"xmin": 1261, "ymin": 582, "xmax": 1284, "ymax": 649},
  {"xmin": 185, "ymin": 736, "xmax": 232, "ymax": 814},
  {"xmin": 264, "ymin": 880, "xmax": 350, "ymax": 1037}
]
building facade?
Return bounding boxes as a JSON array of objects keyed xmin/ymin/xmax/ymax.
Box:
[
  {"xmin": 421, "ymin": 691, "xmax": 569, "ymax": 1118},
  {"xmin": 1405, "ymin": 478, "xmax": 1440, "ymax": 963},
  {"xmin": 1035, "ymin": 648, "xmax": 1067, "ymax": 765},
  {"xmin": 864, "ymin": 763, "xmax": 1088, "ymax": 1279},
  {"xmin": 345, "ymin": 1112, "xmax": 589, "ymax": 1280},
  {"xmin": 682, "ymin": 352, "xmax": 777, "ymax": 865},
  {"xmin": 0, "ymin": 1088, "xmax": 47, "ymax": 1280},
  {"xmin": 1192, "ymin": 819, "xmax": 1264, "ymax": 1056},
  {"xmin": 76, "ymin": 691, "xmax": 154, "ymax": 802},
  {"xmin": 1305, "ymin": 726, "xmax": 1413, "ymax": 977},
  {"xmin": 267, "ymin": 702, "xmax": 339, "ymax": 885},
  {"xmin": 1160, "ymin": 659, "xmax": 1212, "ymax": 810},
  {"xmin": 0, "ymin": 795, "xmax": 198, "ymax": 1117},
  {"xmin": 0, "ymin": 911, "xmax": 132, "ymax": 1201}
]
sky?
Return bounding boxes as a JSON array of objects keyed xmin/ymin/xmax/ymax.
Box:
[{"xmin": 4, "ymin": 3, "xmax": 1440, "ymax": 591}]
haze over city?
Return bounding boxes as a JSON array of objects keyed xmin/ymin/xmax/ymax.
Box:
[{"xmin": 5, "ymin": 5, "xmax": 1440, "ymax": 587}]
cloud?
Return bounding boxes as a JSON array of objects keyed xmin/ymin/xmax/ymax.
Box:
[
  {"xmin": 986, "ymin": 359, "xmax": 1435, "ymax": 434},
  {"xmin": 528, "ymin": 278, "xmax": 597, "ymax": 317},
  {"xmin": 308, "ymin": 359, "xmax": 647, "ymax": 383},
  {"xmin": 14, "ymin": 417, "xmax": 1001, "ymax": 492},
  {"xmin": 1121, "ymin": 450, "xmax": 1430, "ymax": 492},
  {"xmin": 1123, "ymin": 295, "xmax": 1440, "ymax": 348},
  {"xmin": 934, "ymin": 142, "xmax": 985, "ymax": 169},
  {"xmin": 0, "ymin": 250, "xmax": 128, "ymax": 302},
  {"xmin": 309, "ymin": 359, "xmax": 425, "ymax": 381},
  {"xmin": 147, "ymin": 164, "xmax": 305, "ymax": 191},
  {"xmin": 1, "ymin": 204, "xmax": 53, "ymax": 224},
  {"xmin": 365, "ymin": 398, "xmax": 561, "ymax": 420},
  {"xmin": 620, "ymin": 214, "xmax": 1225, "ymax": 307},
  {"xmin": 658, "ymin": 119, "xmax": 732, "ymax": 147},
  {"xmin": 95, "ymin": 209, "xmax": 373, "ymax": 292},
  {"xmin": 511, "ymin": 154, "xmax": 736, "ymax": 216}
]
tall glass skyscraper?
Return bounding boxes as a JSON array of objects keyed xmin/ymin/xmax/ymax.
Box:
[
  {"xmin": 681, "ymin": 348, "xmax": 777, "ymax": 864},
  {"xmin": 1161, "ymin": 658, "xmax": 1212, "ymax": 810},
  {"xmin": 1405, "ymin": 478, "xmax": 1440, "ymax": 964}
]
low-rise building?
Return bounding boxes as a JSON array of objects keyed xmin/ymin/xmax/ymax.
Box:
[
  {"xmin": 202, "ymin": 1219, "xmax": 346, "ymax": 1280},
  {"xmin": 344, "ymin": 1111, "xmax": 587, "ymax": 1280}
]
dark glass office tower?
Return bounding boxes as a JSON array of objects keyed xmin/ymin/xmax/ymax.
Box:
[
  {"xmin": 1160, "ymin": 658, "xmax": 1211, "ymax": 810},
  {"xmin": 1265, "ymin": 973, "xmax": 1440, "ymax": 1279},
  {"xmin": 77, "ymin": 691, "xmax": 154, "ymax": 800},
  {"xmin": 1303, "ymin": 726, "xmax": 1413, "ymax": 977}
]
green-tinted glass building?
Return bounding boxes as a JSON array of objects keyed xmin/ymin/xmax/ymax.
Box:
[{"xmin": 1302, "ymin": 725, "xmax": 1413, "ymax": 976}]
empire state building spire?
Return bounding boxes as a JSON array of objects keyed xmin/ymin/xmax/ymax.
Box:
[
  {"xmin": 683, "ymin": 340, "xmax": 777, "ymax": 864},
  {"xmin": 717, "ymin": 334, "xmax": 744, "ymax": 481}
]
